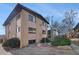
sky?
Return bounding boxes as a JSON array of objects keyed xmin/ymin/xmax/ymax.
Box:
[{"xmin": 0, "ymin": 3, "xmax": 79, "ymax": 35}]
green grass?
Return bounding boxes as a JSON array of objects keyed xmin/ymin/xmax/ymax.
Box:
[{"xmin": 51, "ymin": 37, "xmax": 71, "ymax": 46}]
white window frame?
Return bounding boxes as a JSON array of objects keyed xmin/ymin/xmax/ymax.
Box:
[{"xmin": 16, "ymin": 27, "xmax": 21, "ymax": 33}]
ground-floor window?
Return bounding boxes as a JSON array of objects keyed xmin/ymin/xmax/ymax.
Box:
[
  {"xmin": 28, "ymin": 40, "xmax": 36, "ymax": 44},
  {"xmin": 28, "ymin": 27, "xmax": 36, "ymax": 34}
]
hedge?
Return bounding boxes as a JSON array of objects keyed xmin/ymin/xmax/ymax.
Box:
[
  {"xmin": 2, "ymin": 38, "xmax": 20, "ymax": 48},
  {"xmin": 51, "ymin": 37, "xmax": 71, "ymax": 46}
]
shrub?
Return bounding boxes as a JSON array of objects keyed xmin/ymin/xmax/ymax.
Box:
[
  {"xmin": 2, "ymin": 38, "xmax": 20, "ymax": 48},
  {"xmin": 0, "ymin": 39, "xmax": 3, "ymax": 43},
  {"xmin": 40, "ymin": 38, "xmax": 50, "ymax": 43},
  {"xmin": 51, "ymin": 37, "xmax": 71, "ymax": 46}
]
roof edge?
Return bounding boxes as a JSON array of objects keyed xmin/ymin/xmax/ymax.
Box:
[{"xmin": 3, "ymin": 3, "xmax": 49, "ymax": 26}]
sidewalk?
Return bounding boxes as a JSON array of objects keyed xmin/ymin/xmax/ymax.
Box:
[
  {"xmin": 71, "ymin": 44, "xmax": 79, "ymax": 54},
  {"xmin": 0, "ymin": 43, "xmax": 77, "ymax": 55}
]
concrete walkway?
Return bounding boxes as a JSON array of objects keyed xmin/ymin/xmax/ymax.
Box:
[
  {"xmin": 0, "ymin": 43, "xmax": 77, "ymax": 55},
  {"xmin": 71, "ymin": 44, "xmax": 79, "ymax": 54},
  {"xmin": 9, "ymin": 45, "xmax": 76, "ymax": 55}
]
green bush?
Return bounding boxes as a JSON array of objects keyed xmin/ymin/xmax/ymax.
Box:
[
  {"xmin": 2, "ymin": 38, "xmax": 20, "ymax": 48},
  {"xmin": 40, "ymin": 38, "xmax": 50, "ymax": 43},
  {"xmin": 51, "ymin": 37, "xmax": 71, "ymax": 46}
]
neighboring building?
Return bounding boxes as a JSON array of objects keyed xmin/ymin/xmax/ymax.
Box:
[
  {"xmin": 74, "ymin": 23, "xmax": 79, "ymax": 32},
  {"xmin": 71, "ymin": 23, "xmax": 79, "ymax": 38},
  {"xmin": 3, "ymin": 3, "xmax": 49, "ymax": 48},
  {"xmin": 48, "ymin": 28, "xmax": 59, "ymax": 40},
  {"xmin": 47, "ymin": 30, "xmax": 51, "ymax": 38},
  {"xmin": 52, "ymin": 28, "xmax": 58, "ymax": 37}
]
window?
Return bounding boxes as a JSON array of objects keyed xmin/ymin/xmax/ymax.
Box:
[
  {"xmin": 16, "ymin": 27, "xmax": 21, "ymax": 33},
  {"xmin": 16, "ymin": 14, "xmax": 20, "ymax": 20},
  {"xmin": 29, "ymin": 14, "xmax": 36, "ymax": 23},
  {"xmin": 29, "ymin": 40, "xmax": 36, "ymax": 44},
  {"xmin": 28, "ymin": 27, "xmax": 36, "ymax": 34},
  {"xmin": 42, "ymin": 21, "xmax": 44, "ymax": 26},
  {"xmin": 42, "ymin": 30, "xmax": 46, "ymax": 34},
  {"xmin": 45, "ymin": 23, "xmax": 47, "ymax": 26},
  {"xmin": 42, "ymin": 21, "xmax": 45, "ymax": 26}
]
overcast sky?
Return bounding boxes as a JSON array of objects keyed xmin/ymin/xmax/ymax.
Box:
[{"xmin": 0, "ymin": 3, "xmax": 79, "ymax": 35}]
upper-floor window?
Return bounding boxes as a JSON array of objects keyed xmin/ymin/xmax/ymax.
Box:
[
  {"xmin": 28, "ymin": 14, "xmax": 36, "ymax": 23},
  {"xmin": 42, "ymin": 21, "xmax": 44, "ymax": 26},
  {"xmin": 16, "ymin": 14, "xmax": 21, "ymax": 20},
  {"xmin": 45, "ymin": 23, "xmax": 47, "ymax": 26},
  {"xmin": 42, "ymin": 21, "xmax": 46, "ymax": 26},
  {"xmin": 42, "ymin": 30, "xmax": 46, "ymax": 34},
  {"xmin": 16, "ymin": 27, "xmax": 21, "ymax": 33},
  {"xmin": 28, "ymin": 27, "xmax": 36, "ymax": 34}
]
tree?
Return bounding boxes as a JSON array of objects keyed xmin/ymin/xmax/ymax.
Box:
[
  {"xmin": 45, "ymin": 16, "xmax": 55, "ymax": 39},
  {"xmin": 53, "ymin": 21, "xmax": 59, "ymax": 29},
  {"xmin": 62, "ymin": 10, "xmax": 77, "ymax": 38},
  {"xmin": 45, "ymin": 16, "xmax": 50, "ymax": 23},
  {"xmin": 50, "ymin": 16, "xmax": 60, "ymax": 40},
  {"xmin": 50, "ymin": 16, "xmax": 54, "ymax": 40},
  {"xmin": 45, "ymin": 16, "xmax": 50, "ymax": 44}
]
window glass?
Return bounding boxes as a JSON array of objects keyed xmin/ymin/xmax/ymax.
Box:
[
  {"xmin": 29, "ymin": 14, "xmax": 36, "ymax": 23},
  {"xmin": 28, "ymin": 27, "xmax": 36, "ymax": 34},
  {"xmin": 16, "ymin": 27, "xmax": 21, "ymax": 33},
  {"xmin": 42, "ymin": 30, "xmax": 46, "ymax": 34},
  {"xmin": 42, "ymin": 21, "xmax": 46, "ymax": 26}
]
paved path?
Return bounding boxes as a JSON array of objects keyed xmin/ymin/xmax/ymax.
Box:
[
  {"xmin": 0, "ymin": 44, "xmax": 77, "ymax": 55},
  {"xmin": 71, "ymin": 44, "xmax": 79, "ymax": 54},
  {"xmin": 9, "ymin": 45, "xmax": 77, "ymax": 55}
]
